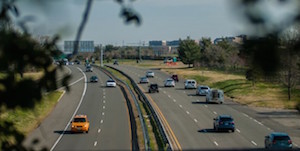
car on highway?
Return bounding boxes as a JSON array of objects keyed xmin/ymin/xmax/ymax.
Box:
[
  {"xmin": 196, "ymin": 85, "xmax": 211, "ymax": 96},
  {"xmin": 164, "ymin": 78, "xmax": 175, "ymax": 87},
  {"xmin": 86, "ymin": 66, "xmax": 93, "ymax": 72},
  {"xmin": 146, "ymin": 71, "xmax": 155, "ymax": 78},
  {"xmin": 106, "ymin": 79, "xmax": 117, "ymax": 87},
  {"xmin": 184, "ymin": 79, "xmax": 197, "ymax": 89},
  {"xmin": 90, "ymin": 76, "xmax": 98, "ymax": 82},
  {"xmin": 148, "ymin": 83, "xmax": 159, "ymax": 93},
  {"xmin": 171, "ymin": 74, "xmax": 179, "ymax": 82},
  {"xmin": 71, "ymin": 114, "xmax": 90, "ymax": 133},
  {"xmin": 265, "ymin": 132, "xmax": 293, "ymax": 149},
  {"xmin": 140, "ymin": 77, "xmax": 149, "ymax": 84},
  {"xmin": 213, "ymin": 115, "xmax": 235, "ymax": 132},
  {"xmin": 113, "ymin": 60, "xmax": 119, "ymax": 65},
  {"xmin": 206, "ymin": 89, "xmax": 224, "ymax": 104}
]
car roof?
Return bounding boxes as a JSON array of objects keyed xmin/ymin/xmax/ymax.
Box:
[
  {"xmin": 74, "ymin": 114, "xmax": 87, "ymax": 118},
  {"xmin": 270, "ymin": 132, "xmax": 289, "ymax": 136},
  {"xmin": 218, "ymin": 115, "xmax": 232, "ymax": 118}
]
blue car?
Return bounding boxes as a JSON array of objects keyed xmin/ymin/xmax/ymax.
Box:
[
  {"xmin": 265, "ymin": 132, "xmax": 292, "ymax": 149},
  {"xmin": 213, "ymin": 115, "xmax": 235, "ymax": 132}
]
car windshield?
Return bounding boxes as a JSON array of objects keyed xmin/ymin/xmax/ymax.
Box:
[
  {"xmin": 151, "ymin": 85, "xmax": 158, "ymax": 88},
  {"xmin": 201, "ymin": 87, "xmax": 209, "ymax": 90},
  {"xmin": 107, "ymin": 80, "xmax": 115, "ymax": 82},
  {"xmin": 73, "ymin": 118, "xmax": 86, "ymax": 122},
  {"xmin": 167, "ymin": 79, "xmax": 173, "ymax": 82},
  {"xmin": 274, "ymin": 136, "xmax": 290, "ymax": 141}
]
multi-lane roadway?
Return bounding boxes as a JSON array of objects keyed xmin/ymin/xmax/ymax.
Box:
[
  {"xmin": 23, "ymin": 65, "xmax": 131, "ymax": 150},
  {"xmin": 111, "ymin": 64, "xmax": 300, "ymax": 150}
]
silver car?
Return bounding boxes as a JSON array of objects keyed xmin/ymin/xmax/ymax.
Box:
[
  {"xmin": 146, "ymin": 71, "xmax": 155, "ymax": 78},
  {"xmin": 184, "ymin": 79, "xmax": 197, "ymax": 89},
  {"xmin": 140, "ymin": 77, "xmax": 149, "ymax": 84},
  {"xmin": 196, "ymin": 85, "xmax": 211, "ymax": 96},
  {"xmin": 164, "ymin": 78, "xmax": 175, "ymax": 87}
]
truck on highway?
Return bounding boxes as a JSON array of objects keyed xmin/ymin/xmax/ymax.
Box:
[{"xmin": 206, "ymin": 89, "xmax": 224, "ymax": 104}]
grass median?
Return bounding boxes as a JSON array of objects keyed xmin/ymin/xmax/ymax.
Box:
[{"xmin": 104, "ymin": 66, "xmax": 162, "ymax": 150}]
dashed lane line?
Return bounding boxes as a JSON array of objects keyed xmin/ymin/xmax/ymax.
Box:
[
  {"xmin": 100, "ymin": 120, "xmax": 103, "ymax": 124},
  {"xmin": 236, "ymin": 129, "xmax": 241, "ymax": 133},
  {"xmin": 103, "ymin": 100, "xmax": 106, "ymax": 103},
  {"xmin": 204, "ymin": 105, "xmax": 208, "ymax": 108},
  {"xmin": 251, "ymin": 141, "xmax": 257, "ymax": 146},
  {"xmin": 173, "ymin": 99, "xmax": 176, "ymax": 102},
  {"xmin": 103, "ymin": 106, "xmax": 105, "ymax": 109},
  {"xmin": 186, "ymin": 111, "xmax": 190, "ymax": 115},
  {"xmin": 179, "ymin": 105, "xmax": 183, "ymax": 108},
  {"xmin": 214, "ymin": 141, "xmax": 219, "ymax": 146},
  {"xmin": 194, "ymin": 119, "xmax": 198, "ymax": 123},
  {"xmin": 98, "ymin": 129, "xmax": 101, "ymax": 133},
  {"xmin": 213, "ymin": 111, "xmax": 217, "ymax": 115},
  {"xmin": 94, "ymin": 141, "xmax": 97, "ymax": 146},
  {"xmin": 102, "ymin": 112, "xmax": 105, "ymax": 116}
]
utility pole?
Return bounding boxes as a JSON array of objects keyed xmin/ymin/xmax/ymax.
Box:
[{"xmin": 100, "ymin": 44, "xmax": 103, "ymax": 67}]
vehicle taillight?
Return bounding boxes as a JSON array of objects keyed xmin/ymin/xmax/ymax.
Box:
[
  {"xmin": 273, "ymin": 140, "xmax": 276, "ymax": 144},
  {"xmin": 288, "ymin": 140, "xmax": 292, "ymax": 144},
  {"xmin": 231, "ymin": 122, "xmax": 235, "ymax": 125}
]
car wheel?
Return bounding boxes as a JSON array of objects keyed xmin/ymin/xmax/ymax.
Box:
[
  {"xmin": 148, "ymin": 90, "xmax": 151, "ymax": 93},
  {"xmin": 231, "ymin": 129, "xmax": 235, "ymax": 133}
]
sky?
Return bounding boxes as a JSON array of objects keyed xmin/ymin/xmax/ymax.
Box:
[{"xmin": 14, "ymin": 0, "xmax": 299, "ymax": 46}]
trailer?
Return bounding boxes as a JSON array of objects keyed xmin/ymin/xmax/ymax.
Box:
[{"xmin": 206, "ymin": 89, "xmax": 224, "ymax": 104}]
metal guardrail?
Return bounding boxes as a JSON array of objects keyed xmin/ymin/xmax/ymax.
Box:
[
  {"xmin": 105, "ymin": 65, "xmax": 171, "ymax": 151},
  {"xmin": 93, "ymin": 65, "xmax": 149, "ymax": 150}
]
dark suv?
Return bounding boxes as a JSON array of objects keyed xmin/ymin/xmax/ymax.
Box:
[
  {"xmin": 213, "ymin": 115, "xmax": 235, "ymax": 132},
  {"xmin": 148, "ymin": 84, "xmax": 159, "ymax": 93}
]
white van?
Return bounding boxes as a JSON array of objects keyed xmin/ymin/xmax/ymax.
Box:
[{"xmin": 184, "ymin": 79, "xmax": 197, "ymax": 89}]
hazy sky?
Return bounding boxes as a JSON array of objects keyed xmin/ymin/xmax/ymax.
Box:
[{"xmin": 14, "ymin": 0, "xmax": 298, "ymax": 46}]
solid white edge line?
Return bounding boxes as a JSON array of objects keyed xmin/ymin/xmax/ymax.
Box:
[
  {"xmin": 57, "ymin": 90, "xmax": 66, "ymax": 102},
  {"xmin": 214, "ymin": 141, "xmax": 219, "ymax": 146},
  {"xmin": 50, "ymin": 67, "xmax": 87, "ymax": 151},
  {"xmin": 251, "ymin": 141, "xmax": 257, "ymax": 146}
]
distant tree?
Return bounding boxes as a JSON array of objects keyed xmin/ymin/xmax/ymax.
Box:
[
  {"xmin": 178, "ymin": 37, "xmax": 201, "ymax": 68},
  {"xmin": 278, "ymin": 25, "xmax": 300, "ymax": 100}
]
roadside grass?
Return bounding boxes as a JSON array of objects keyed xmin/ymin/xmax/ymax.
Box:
[
  {"xmin": 118, "ymin": 59, "xmax": 300, "ymax": 109},
  {"xmin": 1, "ymin": 90, "xmax": 64, "ymax": 135}
]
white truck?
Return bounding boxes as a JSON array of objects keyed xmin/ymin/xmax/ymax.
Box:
[{"xmin": 206, "ymin": 89, "xmax": 224, "ymax": 104}]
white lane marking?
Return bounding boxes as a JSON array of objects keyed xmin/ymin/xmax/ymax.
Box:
[
  {"xmin": 249, "ymin": 117, "xmax": 253, "ymax": 120},
  {"xmin": 98, "ymin": 129, "xmax": 101, "ymax": 133},
  {"xmin": 197, "ymin": 99, "xmax": 200, "ymax": 102},
  {"xmin": 103, "ymin": 106, "xmax": 105, "ymax": 109},
  {"xmin": 213, "ymin": 111, "xmax": 217, "ymax": 115},
  {"xmin": 236, "ymin": 129, "xmax": 241, "ymax": 133},
  {"xmin": 214, "ymin": 141, "xmax": 219, "ymax": 146},
  {"xmin": 57, "ymin": 77, "xmax": 84, "ymax": 90},
  {"xmin": 183, "ymin": 91, "xmax": 186, "ymax": 93},
  {"xmin": 257, "ymin": 122, "xmax": 263, "ymax": 126},
  {"xmin": 158, "ymin": 88, "xmax": 162, "ymax": 90},
  {"xmin": 186, "ymin": 111, "xmax": 190, "ymax": 115},
  {"xmin": 243, "ymin": 113, "xmax": 249, "ymax": 117},
  {"xmin": 103, "ymin": 89, "xmax": 105, "ymax": 91},
  {"xmin": 103, "ymin": 96, "xmax": 106, "ymax": 99},
  {"xmin": 103, "ymin": 92, "xmax": 106, "ymax": 95},
  {"xmin": 103, "ymin": 100, "xmax": 106, "ymax": 103},
  {"xmin": 251, "ymin": 141, "xmax": 257, "ymax": 146},
  {"xmin": 100, "ymin": 120, "xmax": 103, "ymax": 123},
  {"xmin": 168, "ymin": 95, "xmax": 171, "ymax": 98},
  {"xmin": 204, "ymin": 105, "xmax": 208, "ymax": 107},
  {"xmin": 173, "ymin": 99, "xmax": 176, "ymax": 102},
  {"xmin": 179, "ymin": 105, "xmax": 183, "ymax": 108},
  {"xmin": 194, "ymin": 119, "xmax": 198, "ymax": 123},
  {"xmin": 267, "ymin": 127, "xmax": 271, "ymax": 131},
  {"xmin": 163, "ymin": 91, "xmax": 166, "ymax": 94},
  {"xmin": 50, "ymin": 67, "xmax": 87, "ymax": 151},
  {"xmin": 94, "ymin": 141, "xmax": 97, "ymax": 146},
  {"xmin": 102, "ymin": 112, "xmax": 105, "ymax": 116}
]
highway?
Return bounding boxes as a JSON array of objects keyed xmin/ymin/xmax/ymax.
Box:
[
  {"xmin": 111, "ymin": 64, "xmax": 300, "ymax": 150},
  {"xmin": 23, "ymin": 65, "xmax": 131, "ymax": 150}
]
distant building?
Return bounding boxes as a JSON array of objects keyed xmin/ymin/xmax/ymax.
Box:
[
  {"xmin": 64, "ymin": 41, "xmax": 94, "ymax": 54},
  {"xmin": 149, "ymin": 40, "xmax": 179, "ymax": 56}
]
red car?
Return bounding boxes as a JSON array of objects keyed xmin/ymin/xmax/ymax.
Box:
[{"xmin": 171, "ymin": 74, "xmax": 179, "ymax": 82}]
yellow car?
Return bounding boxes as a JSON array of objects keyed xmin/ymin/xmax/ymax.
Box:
[{"xmin": 71, "ymin": 115, "xmax": 90, "ymax": 133}]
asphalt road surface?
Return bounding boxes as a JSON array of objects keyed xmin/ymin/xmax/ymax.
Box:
[
  {"xmin": 23, "ymin": 65, "xmax": 131, "ymax": 150},
  {"xmin": 111, "ymin": 64, "xmax": 300, "ymax": 150}
]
